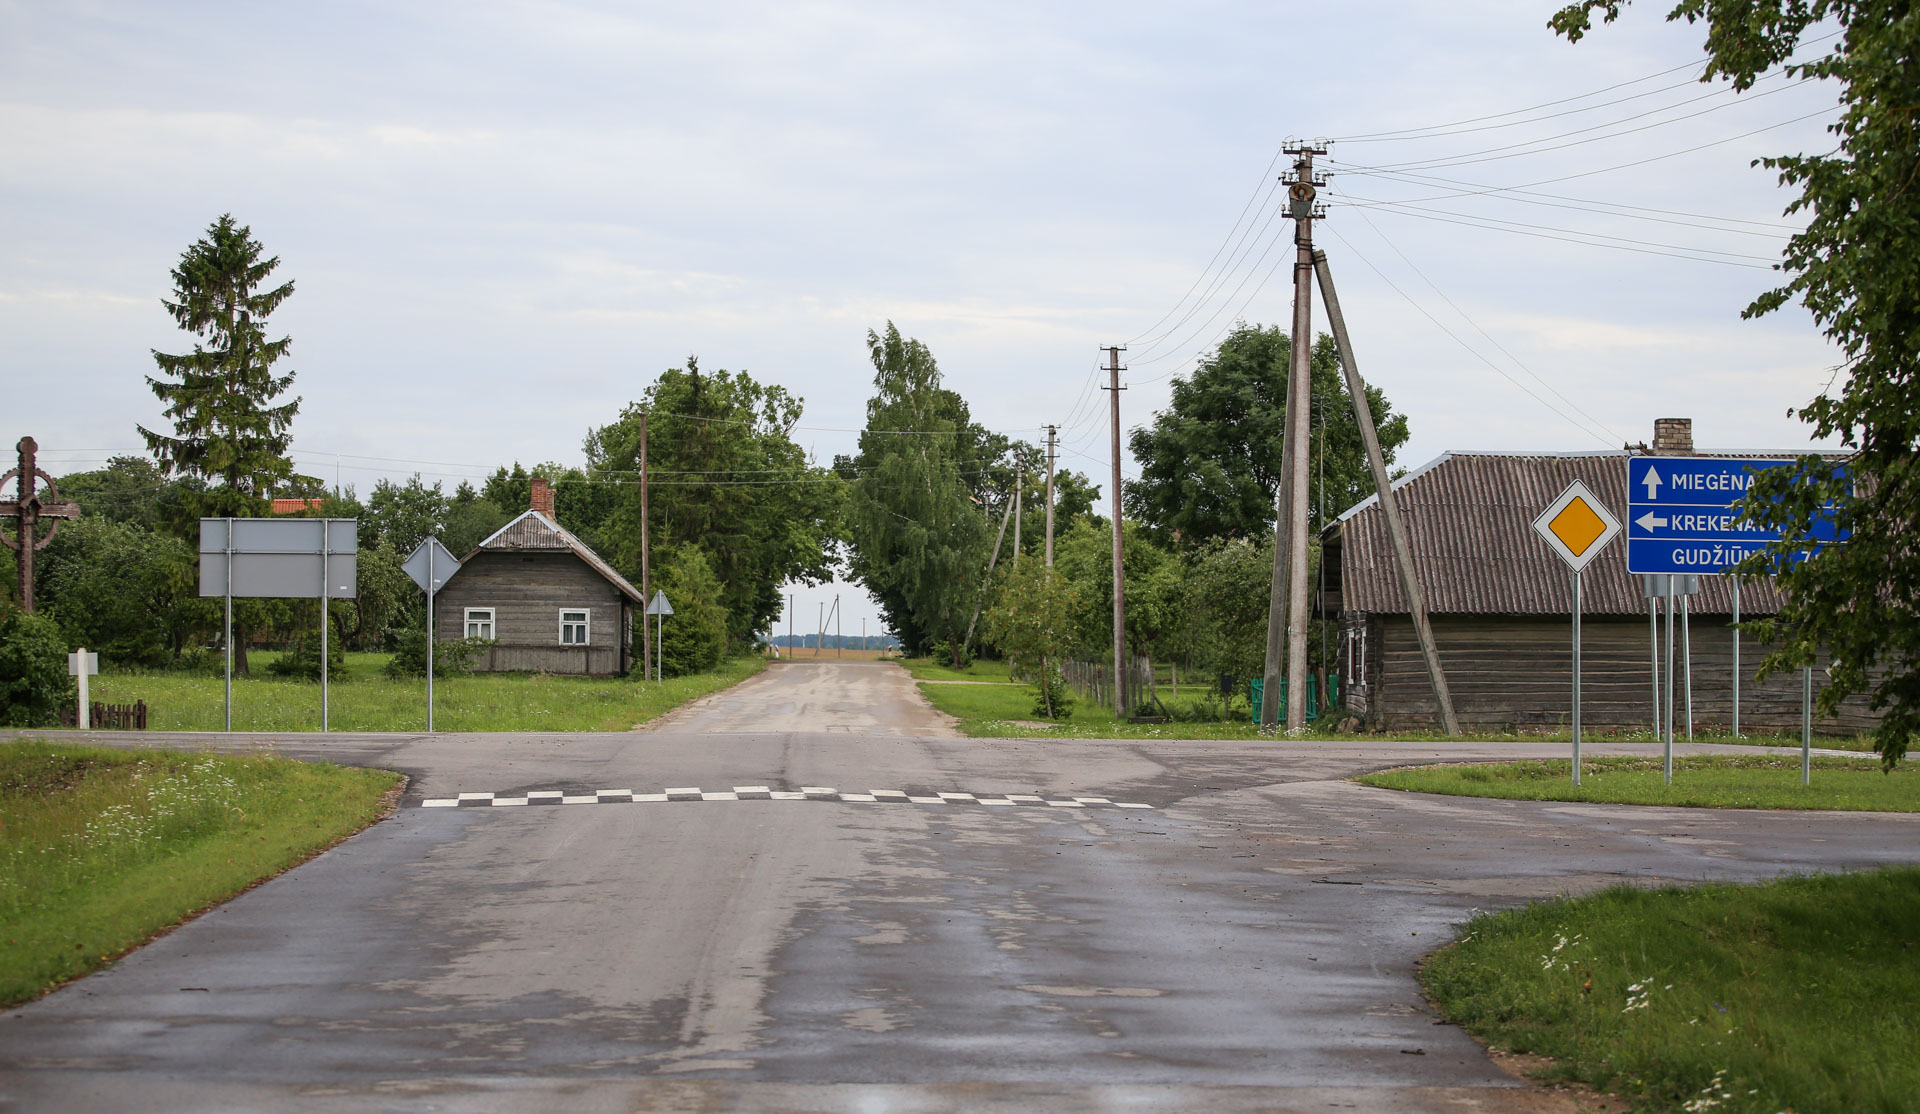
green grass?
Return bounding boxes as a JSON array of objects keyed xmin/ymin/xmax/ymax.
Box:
[
  {"xmin": 897, "ymin": 662, "xmax": 1876, "ymax": 750},
  {"xmin": 1423, "ymin": 867, "xmax": 1920, "ymax": 1113},
  {"xmin": 79, "ymin": 653, "xmax": 765, "ymax": 732},
  {"xmin": 0, "ymin": 740, "xmax": 401, "ymax": 1006},
  {"xmin": 1355, "ymin": 754, "xmax": 1919, "ymax": 812},
  {"xmin": 898, "ymin": 657, "xmax": 1016, "ymax": 683}
]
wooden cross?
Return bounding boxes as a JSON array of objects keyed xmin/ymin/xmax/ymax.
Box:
[{"xmin": 1, "ymin": 436, "xmax": 81, "ymax": 613}]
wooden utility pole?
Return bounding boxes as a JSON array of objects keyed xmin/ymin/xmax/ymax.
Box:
[
  {"xmin": 963, "ymin": 485, "xmax": 1018, "ymax": 649},
  {"xmin": 1044, "ymin": 424, "xmax": 1057, "ymax": 568},
  {"xmin": 1, "ymin": 437, "xmax": 80, "ymax": 613},
  {"xmin": 1103, "ymin": 345, "xmax": 1128, "ymax": 716},
  {"xmin": 1313, "ymin": 249, "xmax": 1460, "ymax": 735},
  {"xmin": 1013, "ymin": 457, "xmax": 1023, "ymax": 564},
  {"xmin": 639, "ymin": 411, "xmax": 651, "ymax": 680}
]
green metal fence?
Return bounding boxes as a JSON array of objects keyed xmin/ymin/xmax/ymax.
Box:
[{"xmin": 1247, "ymin": 675, "xmax": 1339, "ymax": 721}]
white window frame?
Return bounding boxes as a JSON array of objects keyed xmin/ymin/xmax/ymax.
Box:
[
  {"xmin": 465, "ymin": 607, "xmax": 495, "ymax": 640},
  {"xmin": 559, "ymin": 608, "xmax": 590, "ymax": 646}
]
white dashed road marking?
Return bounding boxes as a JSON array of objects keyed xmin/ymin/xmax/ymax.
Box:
[{"xmin": 419, "ymin": 786, "xmax": 1154, "ymax": 810}]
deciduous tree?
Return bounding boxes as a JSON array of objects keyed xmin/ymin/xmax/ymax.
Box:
[
  {"xmin": 1553, "ymin": 1, "xmax": 1920, "ymax": 765},
  {"xmin": 1125, "ymin": 325, "xmax": 1406, "ymax": 545},
  {"xmin": 842, "ymin": 324, "xmax": 989, "ymax": 665}
]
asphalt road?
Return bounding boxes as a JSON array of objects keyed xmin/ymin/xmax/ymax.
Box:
[{"xmin": 3, "ymin": 661, "xmax": 1915, "ymax": 1113}]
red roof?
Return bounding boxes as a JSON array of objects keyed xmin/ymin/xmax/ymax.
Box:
[{"xmin": 270, "ymin": 498, "xmax": 325, "ymax": 515}]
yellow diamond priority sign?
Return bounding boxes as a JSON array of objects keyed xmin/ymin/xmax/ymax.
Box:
[{"xmin": 1532, "ymin": 480, "xmax": 1620, "ymax": 572}]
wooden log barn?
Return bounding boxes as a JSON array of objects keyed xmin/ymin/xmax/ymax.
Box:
[
  {"xmin": 434, "ymin": 476, "xmax": 640, "ymax": 676},
  {"xmin": 1321, "ymin": 419, "xmax": 1875, "ymax": 734}
]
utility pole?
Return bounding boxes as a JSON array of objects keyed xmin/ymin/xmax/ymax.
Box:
[
  {"xmin": 1013, "ymin": 455, "xmax": 1023, "ymax": 565},
  {"xmin": 818, "ymin": 601, "xmax": 825, "ymax": 659},
  {"xmin": 835, "ymin": 593, "xmax": 842, "ymax": 658},
  {"xmin": 788, "ymin": 592, "xmax": 793, "ymax": 659},
  {"xmin": 639, "ymin": 411, "xmax": 650, "ymax": 682},
  {"xmin": 1045, "ymin": 424, "xmax": 1057, "ymax": 568},
  {"xmin": 1103, "ymin": 345, "xmax": 1128, "ymax": 717},
  {"xmin": 1281, "ymin": 143, "xmax": 1324, "ymax": 734}
]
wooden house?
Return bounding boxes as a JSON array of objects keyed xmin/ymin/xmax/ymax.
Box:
[
  {"xmin": 434, "ymin": 477, "xmax": 640, "ymax": 676},
  {"xmin": 1322, "ymin": 419, "xmax": 1873, "ymax": 733}
]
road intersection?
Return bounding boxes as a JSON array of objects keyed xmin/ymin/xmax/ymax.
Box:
[{"xmin": 3, "ymin": 661, "xmax": 1913, "ymax": 1113}]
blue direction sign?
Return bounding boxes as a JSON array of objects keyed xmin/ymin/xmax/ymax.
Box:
[{"xmin": 1626, "ymin": 457, "xmax": 1843, "ymax": 574}]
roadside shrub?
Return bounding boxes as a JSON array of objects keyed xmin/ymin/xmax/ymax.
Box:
[
  {"xmin": 381, "ymin": 629, "xmax": 493, "ymax": 679},
  {"xmin": 264, "ymin": 632, "xmax": 348, "ymax": 682},
  {"xmin": 0, "ymin": 605, "xmax": 73, "ymax": 727},
  {"xmin": 654, "ymin": 545, "xmax": 728, "ymax": 677}
]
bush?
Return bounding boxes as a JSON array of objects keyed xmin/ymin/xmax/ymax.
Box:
[
  {"xmin": 654, "ymin": 545, "xmax": 729, "ymax": 677},
  {"xmin": 0, "ymin": 605, "xmax": 73, "ymax": 727},
  {"xmin": 381, "ymin": 629, "xmax": 493, "ymax": 679},
  {"xmin": 1030, "ymin": 672, "xmax": 1074, "ymax": 720},
  {"xmin": 264, "ymin": 632, "xmax": 348, "ymax": 682}
]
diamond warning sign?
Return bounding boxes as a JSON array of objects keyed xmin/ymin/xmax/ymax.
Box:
[{"xmin": 1532, "ymin": 480, "xmax": 1620, "ymax": 572}]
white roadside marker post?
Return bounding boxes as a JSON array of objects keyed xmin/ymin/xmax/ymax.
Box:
[{"xmin": 68, "ymin": 648, "xmax": 98, "ymax": 730}]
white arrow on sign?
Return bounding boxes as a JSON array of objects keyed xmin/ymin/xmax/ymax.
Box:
[
  {"xmin": 1642, "ymin": 467, "xmax": 1663, "ymax": 499},
  {"xmin": 1636, "ymin": 511, "xmax": 1669, "ymax": 531}
]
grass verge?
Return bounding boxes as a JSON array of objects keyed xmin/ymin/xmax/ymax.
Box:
[
  {"xmin": 1424, "ymin": 868, "xmax": 1920, "ymax": 1113},
  {"xmin": 0, "ymin": 740, "xmax": 402, "ymax": 1006},
  {"xmin": 81, "ymin": 653, "xmax": 765, "ymax": 732},
  {"xmin": 901, "ymin": 662, "xmax": 1873, "ymax": 748},
  {"xmin": 1355, "ymin": 754, "xmax": 1918, "ymax": 812}
]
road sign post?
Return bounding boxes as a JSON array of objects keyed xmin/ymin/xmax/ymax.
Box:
[
  {"xmin": 1531, "ymin": 481, "xmax": 1621, "ymax": 787},
  {"xmin": 200, "ymin": 518, "xmax": 358, "ymax": 732},
  {"xmin": 404, "ymin": 538, "xmax": 462, "ymax": 732},
  {"xmin": 1629, "ymin": 457, "xmax": 1843, "ymax": 779},
  {"xmin": 646, "ymin": 591, "xmax": 674, "ymax": 681}
]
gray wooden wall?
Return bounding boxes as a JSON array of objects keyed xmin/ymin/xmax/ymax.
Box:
[
  {"xmin": 1362, "ymin": 614, "xmax": 1877, "ymax": 734},
  {"xmin": 435, "ymin": 551, "xmax": 631, "ymax": 676}
]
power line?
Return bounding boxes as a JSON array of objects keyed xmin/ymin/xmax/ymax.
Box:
[
  {"xmin": 1330, "ymin": 28, "xmax": 1838, "ymax": 143},
  {"xmin": 1337, "ymin": 107, "xmax": 1834, "ymax": 194},
  {"xmin": 1333, "ymin": 183, "xmax": 1622, "ymax": 442},
  {"xmin": 1321, "ymin": 223, "xmax": 1615, "ymax": 448},
  {"xmin": 1368, "ymin": 78, "xmax": 1799, "ymax": 174},
  {"xmin": 1339, "ymin": 198, "xmax": 1780, "ymax": 269}
]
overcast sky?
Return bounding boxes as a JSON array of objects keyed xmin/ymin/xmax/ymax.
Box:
[{"xmin": 2, "ymin": 1, "xmax": 1845, "ymax": 638}]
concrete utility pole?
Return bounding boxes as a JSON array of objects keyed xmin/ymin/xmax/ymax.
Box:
[
  {"xmin": 1045, "ymin": 424, "xmax": 1057, "ymax": 568},
  {"xmin": 1313, "ymin": 249, "xmax": 1460, "ymax": 735},
  {"xmin": 1103, "ymin": 345, "xmax": 1128, "ymax": 717},
  {"xmin": 639, "ymin": 411, "xmax": 650, "ymax": 683},
  {"xmin": 1281, "ymin": 147, "xmax": 1324, "ymax": 735},
  {"xmin": 1258, "ymin": 143, "xmax": 1327, "ymax": 734}
]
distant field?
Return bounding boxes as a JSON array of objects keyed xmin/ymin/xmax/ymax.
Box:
[
  {"xmin": 0, "ymin": 741, "xmax": 400, "ymax": 1006},
  {"xmin": 767, "ymin": 647, "xmax": 898, "ymax": 662},
  {"xmin": 80, "ymin": 653, "xmax": 764, "ymax": 733}
]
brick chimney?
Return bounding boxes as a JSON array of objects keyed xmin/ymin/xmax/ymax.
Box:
[
  {"xmin": 1652, "ymin": 417, "xmax": 1694, "ymax": 456},
  {"xmin": 529, "ymin": 475, "xmax": 555, "ymax": 519}
]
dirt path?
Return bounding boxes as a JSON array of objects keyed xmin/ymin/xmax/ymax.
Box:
[{"xmin": 640, "ymin": 659, "xmax": 961, "ymax": 736}]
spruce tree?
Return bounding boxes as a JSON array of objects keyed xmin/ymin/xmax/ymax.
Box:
[{"xmin": 140, "ymin": 214, "xmax": 301, "ymax": 521}]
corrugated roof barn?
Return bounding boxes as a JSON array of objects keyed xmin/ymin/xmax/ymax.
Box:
[{"xmin": 1321, "ymin": 421, "xmax": 1872, "ymax": 734}]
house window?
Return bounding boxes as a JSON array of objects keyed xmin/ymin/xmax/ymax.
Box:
[
  {"xmin": 559, "ymin": 609, "xmax": 590, "ymax": 645},
  {"xmin": 465, "ymin": 608, "xmax": 495, "ymax": 640}
]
